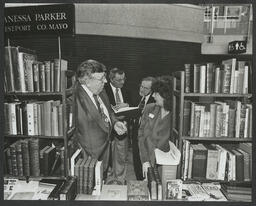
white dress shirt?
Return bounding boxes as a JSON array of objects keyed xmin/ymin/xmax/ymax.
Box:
[{"xmin": 81, "ymin": 84, "xmax": 111, "ymax": 124}]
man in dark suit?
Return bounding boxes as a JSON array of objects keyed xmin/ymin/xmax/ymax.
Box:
[
  {"xmin": 132, "ymin": 76, "xmax": 156, "ymax": 180},
  {"xmin": 104, "ymin": 68, "xmax": 133, "ymax": 184},
  {"xmin": 74, "ymin": 60, "xmax": 127, "ymax": 176}
]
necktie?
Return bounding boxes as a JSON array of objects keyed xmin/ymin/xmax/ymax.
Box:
[
  {"xmin": 93, "ymin": 94, "xmax": 110, "ymax": 127},
  {"xmin": 115, "ymin": 88, "xmax": 121, "ymax": 104},
  {"xmin": 138, "ymin": 97, "xmax": 146, "ymax": 110}
]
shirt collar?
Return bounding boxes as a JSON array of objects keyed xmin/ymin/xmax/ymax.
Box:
[{"xmin": 110, "ymin": 82, "xmax": 119, "ymax": 92}]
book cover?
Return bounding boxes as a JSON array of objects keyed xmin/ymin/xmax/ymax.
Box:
[
  {"xmin": 59, "ymin": 176, "xmax": 77, "ymax": 200},
  {"xmin": 100, "ymin": 185, "xmax": 127, "ymax": 200},
  {"xmin": 166, "ymin": 179, "xmax": 182, "ymax": 200},
  {"xmin": 127, "ymin": 180, "xmax": 149, "ymax": 200}
]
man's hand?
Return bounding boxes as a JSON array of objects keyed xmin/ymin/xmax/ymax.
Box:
[
  {"xmin": 142, "ymin": 161, "xmax": 151, "ymax": 180},
  {"xmin": 114, "ymin": 121, "xmax": 127, "ymax": 135},
  {"xmin": 113, "ymin": 103, "xmax": 129, "ymax": 111}
]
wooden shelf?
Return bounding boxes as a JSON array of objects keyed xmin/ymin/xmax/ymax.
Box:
[
  {"xmin": 185, "ymin": 178, "xmax": 251, "ymax": 184},
  {"xmin": 4, "ymin": 175, "xmax": 66, "ymax": 180},
  {"xmin": 182, "ymin": 136, "xmax": 252, "ymax": 142},
  {"xmin": 4, "ymin": 92, "xmax": 64, "ymax": 96},
  {"xmin": 174, "ymin": 92, "xmax": 252, "ymax": 98},
  {"xmin": 4, "ymin": 134, "xmax": 64, "ymax": 139}
]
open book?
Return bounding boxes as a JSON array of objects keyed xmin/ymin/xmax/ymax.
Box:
[{"xmin": 111, "ymin": 105, "xmax": 140, "ymax": 118}]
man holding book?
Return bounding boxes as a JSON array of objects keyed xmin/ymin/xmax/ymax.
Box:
[
  {"xmin": 104, "ymin": 68, "xmax": 133, "ymax": 184},
  {"xmin": 74, "ymin": 60, "xmax": 127, "ymax": 176}
]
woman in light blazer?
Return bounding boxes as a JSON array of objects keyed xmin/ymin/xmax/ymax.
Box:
[{"xmin": 138, "ymin": 76, "xmax": 172, "ymax": 178}]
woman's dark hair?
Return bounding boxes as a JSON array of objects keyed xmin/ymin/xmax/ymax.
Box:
[{"xmin": 151, "ymin": 75, "xmax": 172, "ymax": 111}]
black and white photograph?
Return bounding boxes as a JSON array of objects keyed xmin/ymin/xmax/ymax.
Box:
[{"xmin": 1, "ymin": 1, "xmax": 254, "ymax": 203}]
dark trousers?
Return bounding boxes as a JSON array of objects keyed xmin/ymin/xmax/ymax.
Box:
[{"xmin": 131, "ymin": 118, "xmax": 143, "ymax": 180}]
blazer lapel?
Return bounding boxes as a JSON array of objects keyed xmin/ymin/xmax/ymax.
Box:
[{"xmin": 77, "ymin": 83, "xmax": 109, "ymax": 133}]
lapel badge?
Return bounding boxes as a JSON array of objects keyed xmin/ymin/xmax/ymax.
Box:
[{"xmin": 149, "ymin": 113, "xmax": 154, "ymax": 119}]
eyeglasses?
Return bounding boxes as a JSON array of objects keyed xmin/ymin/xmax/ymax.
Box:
[
  {"xmin": 92, "ymin": 74, "xmax": 107, "ymax": 83},
  {"xmin": 140, "ymin": 85, "xmax": 151, "ymax": 90},
  {"xmin": 113, "ymin": 77, "xmax": 126, "ymax": 83}
]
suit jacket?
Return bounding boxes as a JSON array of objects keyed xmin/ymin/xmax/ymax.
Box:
[
  {"xmin": 138, "ymin": 103, "xmax": 171, "ymax": 165},
  {"xmin": 74, "ymin": 82, "xmax": 117, "ymax": 171},
  {"xmin": 104, "ymin": 83, "xmax": 133, "ymax": 106}
]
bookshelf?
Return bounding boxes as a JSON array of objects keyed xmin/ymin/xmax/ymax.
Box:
[
  {"xmin": 171, "ymin": 60, "xmax": 252, "ymax": 187},
  {"xmin": 3, "ymin": 44, "xmax": 76, "ymax": 179}
]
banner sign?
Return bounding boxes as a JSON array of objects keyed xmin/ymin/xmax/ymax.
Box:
[
  {"xmin": 228, "ymin": 40, "xmax": 247, "ymax": 54},
  {"xmin": 5, "ymin": 4, "xmax": 75, "ymax": 36}
]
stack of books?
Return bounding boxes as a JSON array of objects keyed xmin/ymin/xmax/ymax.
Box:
[
  {"xmin": 4, "ymin": 46, "xmax": 68, "ymax": 93},
  {"xmin": 184, "ymin": 59, "xmax": 251, "ymax": 94}
]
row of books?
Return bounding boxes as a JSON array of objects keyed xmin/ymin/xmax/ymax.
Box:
[
  {"xmin": 4, "ymin": 46, "xmax": 68, "ymax": 93},
  {"xmin": 183, "ymin": 100, "xmax": 252, "ymax": 138},
  {"xmin": 3, "ymin": 139, "xmax": 64, "ymax": 177},
  {"xmin": 4, "ymin": 177, "xmax": 77, "ymax": 200},
  {"xmin": 182, "ymin": 141, "xmax": 252, "ymax": 182},
  {"xmin": 4, "ymin": 100, "xmax": 64, "ymax": 136},
  {"xmin": 184, "ymin": 59, "xmax": 251, "ymax": 94}
]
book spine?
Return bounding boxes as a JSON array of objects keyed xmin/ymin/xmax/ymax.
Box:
[
  {"xmin": 6, "ymin": 148, "xmax": 13, "ymax": 175},
  {"xmin": 23, "ymin": 53, "xmax": 36, "ymax": 92},
  {"xmin": 214, "ymin": 67, "xmax": 220, "ymax": 93},
  {"xmin": 184, "ymin": 64, "xmax": 191, "ymax": 93},
  {"xmin": 228, "ymin": 108, "xmax": 236, "ymax": 138},
  {"xmin": 39, "ymin": 63, "xmax": 46, "ymax": 92},
  {"xmin": 242, "ymin": 66, "xmax": 248, "ymax": 94},
  {"xmin": 17, "ymin": 52, "xmax": 26, "ymax": 92},
  {"xmin": 32, "ymin": 62, "xmax": 40, "ymax": 92},
  {"xmin": 206, "ymin": 149, "xmax": 218, "ymax": 180},
  {"xmin": 193, "ymin": 65, "xmax": 200, "ymax": 93},
  {"xmin": 50, "ymin": 62, "xmax": 55, "ymax": 92},
  {"xmin": 10, "ymin": 143, "xmax": 18, "ymax": 176},
  {"xmin": 239, "ymin": 104, "xmax": 246, "ymax": 138},
  {"xmin": 45, "ymin": 61, "xmax": 51, "ymax": 92},
  {"xmin": 199, "ymin": 65, "xmax": 206, "ymax": 93},
  {"xmin": 235, "ymin": 101, "xmax": 241, "ymax": 138},
  {"xmin": 4, "ymin": 47, "xmax": 15, "ymax": 92},
  {"xmin": 9, "ymin": 103, "xmax": 17, "ymax": 135},
  {"xmin": 27, "ymin": 103, "xmax": 35, "ymax": 135},
  {"xmin": 29, "ymin": 138, "xmax": 40, "ymax": 176},
  {"xmin": 15, "ymin": 141, "xmax": 24, "ymax": 176},
  {"xmin": 183, "ymin": 100, "xmax": 191, "ymax": 136},
  {"xmin": 206, "ymin": 63, "xmax": 213, "ymax": 93},
  {"xmin": 21, "ymin": 139, "xmax": 30, "ymax": 176}
]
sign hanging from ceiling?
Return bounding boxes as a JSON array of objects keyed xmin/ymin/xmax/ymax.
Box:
[
  {"xmin": 228, "ymin": 40, "xmax": 247, "ymax": 54},
  {"xmin": 4, "ymin": 4, "xmax": 75, "ymax": 36}
]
